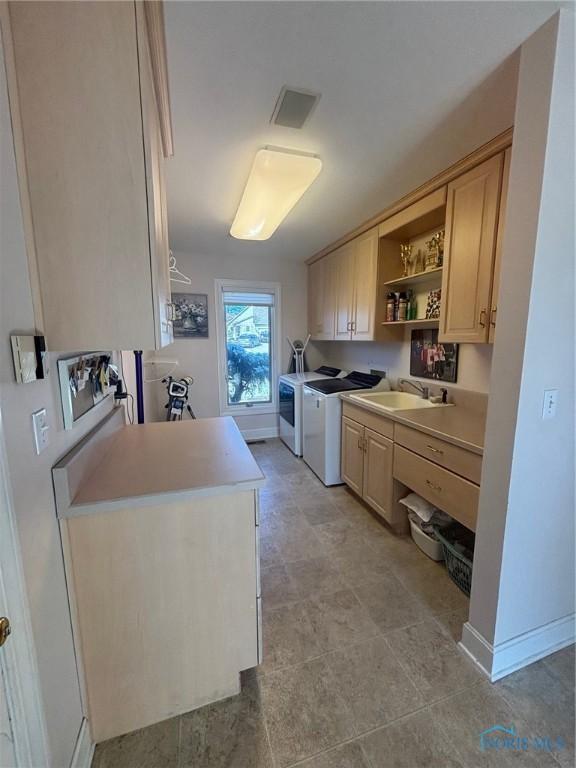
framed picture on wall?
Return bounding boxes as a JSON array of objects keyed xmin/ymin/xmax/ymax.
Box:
[
  {"xmin": 172, "ymin": 293, "xmax": 209, "ymax": 339},
  {"xmin": 410, "ymin": 329, "xmax": 458, "ymax": 383}
]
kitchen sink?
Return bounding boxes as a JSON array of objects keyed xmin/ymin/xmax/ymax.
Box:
[{"xmin": 348, "ymin": 391, "xmax": 450, "ymax": 411}]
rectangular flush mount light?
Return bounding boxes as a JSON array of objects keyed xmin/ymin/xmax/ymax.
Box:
[{"xmin": 230, "ymin": 147, "xmax": 322, "ymax": 240}]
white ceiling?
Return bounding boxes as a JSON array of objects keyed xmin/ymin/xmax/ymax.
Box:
[{"xmin": 164, "ymin": 1, "xmax": 562, "ymax": 262}]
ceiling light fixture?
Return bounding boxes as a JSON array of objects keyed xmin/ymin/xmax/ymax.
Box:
[{"xmin": 230, "ymin": 147, "xmax": 322, "ymax": 241}]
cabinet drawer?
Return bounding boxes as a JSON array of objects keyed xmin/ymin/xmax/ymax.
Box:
[
  {"xmin": 394, "ymin": 424, "xmax": 482, "ymax": 484},
  {"xmin": 393, "ymin": 445, "xmax": 478, "ymax": 531},
  {"xmin": 342, "ymin": 402, "xmax": 394, "ymax": 439}
]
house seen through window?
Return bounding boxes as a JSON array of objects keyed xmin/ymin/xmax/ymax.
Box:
[{"xmin": 219, "ymin": 285, "xmax": 279, "ymax": 410}]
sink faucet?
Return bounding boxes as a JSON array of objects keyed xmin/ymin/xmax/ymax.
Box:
[{"xmin": 398, "ymin": 379, "xmax": 429, "ymax": 399}]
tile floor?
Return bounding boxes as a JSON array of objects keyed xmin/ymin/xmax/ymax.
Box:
[{"xmin": 92, "ymin": 439, "xmax": 575, "ymax": 768}]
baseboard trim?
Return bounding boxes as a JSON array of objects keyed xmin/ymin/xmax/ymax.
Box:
[
  {"xmin": 460, "ymin": 613, "xmax": 575, "ymax": 682},
  {"xmin": 242, "ymin": 427, "xmax": 279, "ymax": 441},
  {"xmin": 70, "ymin": 718, "xmax": 94, "ymax": 768}
]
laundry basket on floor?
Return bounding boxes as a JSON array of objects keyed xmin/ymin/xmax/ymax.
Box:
[{"xmin": 433, "ymin": 523, "xmax": 475, "ymax": 597}]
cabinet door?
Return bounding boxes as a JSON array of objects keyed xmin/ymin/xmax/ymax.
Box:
[
  {"xmin": 362, "ymin": 428, "xmax": 393, "ymax": 521},
  {"xmin": 341, "ymin": 417, "xmax": 364, "ymax": 495},
  {"xmin": 137, "ymin": 4, "xmax": 173, "ymax": 349},
  {"xmin": 352, "ymin": 227, "xmax": 378, "ymax": 340},
  {"xmin": 307, "ymin": 259, "xmax": 324, "ymax": 338},
  {"xmin": 489, "ymin": 147, "xmax": 511, "ymax": 343},
  {"xmin": 334, "ymin": 243, "xmax": 354, "ymax": 339},
  {"xmin": 439, "ymin": 153, "xmax": 503, "ymax": 343},
  {"xmin": 319, "ymin": 253, "xmax": 336, "ymax": 340},
  {"xmin": 8, "ymin": 1, "xmax": 157, "ymax": 350}
]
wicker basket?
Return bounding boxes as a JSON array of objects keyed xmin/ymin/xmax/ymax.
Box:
[{"xmin": 433, "ymin": 524, "xmax": 474, "ymax": 596}]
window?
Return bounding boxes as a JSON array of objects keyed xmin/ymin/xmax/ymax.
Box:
[{"xmin": 215, "ymin": 280, "xmax": 281, "ymax": 415}]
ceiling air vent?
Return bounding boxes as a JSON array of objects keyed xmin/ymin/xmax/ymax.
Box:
[{"xmin": 271, "ymin": 86, "xmax": 321, "ymax": 129}]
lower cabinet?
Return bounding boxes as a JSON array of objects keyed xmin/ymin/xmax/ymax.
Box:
[
  {"xmin": 341, "ymin": 415, "xmax": 397, "ymax": 527},
  {"xmin": 341, "ymin": 416, "xmax": 365, "ymax": 495},
  {"xmin": 61, "ymin": 490, "xmax": 260, "ymax": 742},
  {"xmin": 363, "ymin": 428, "xmax": 394, "ymax": 518},
  {"xmin": 342, "ymin": 402, "xmax": 481, "ymax": 533}
]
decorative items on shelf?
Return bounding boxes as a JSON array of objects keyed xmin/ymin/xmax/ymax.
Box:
[
  {"xmin": 425, "ymin": 289, "xmax": 442, "ymax": 319},
  {"xmin": 386, "ymin": 293, "xmax": 396, "ymax": 322},
  {"xmin": 425, "ymin": 230, "xmax": 445, "ymax": 270},
  {"xmin": 399, "ymin": 243, "xmax": 413, "ymax": 277},
  {"xmin": 415, "ymin": 248, "xmax": 424, "ymax": 274},
  {"xmin": 385, "ymin": 290, "xmax": 418, "ymax": 322},
  {"xmin": 407, "ymin": 290, "xmax": 418, "ymax": 320}
]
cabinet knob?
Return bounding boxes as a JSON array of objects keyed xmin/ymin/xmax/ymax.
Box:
[
  {"xmin": 490, "ymin": 308, "xmax": 497, "ymax": 327},
  {"xmin": 479, "ymin": 309, "xmax": 487, "ymax": 328},
  {"xmin": 426, "ymin": 478, "xmax": 442, "ymax": 492}
]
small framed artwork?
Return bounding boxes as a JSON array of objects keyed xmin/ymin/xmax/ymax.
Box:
[
  {"xmin": 172, "ymin": 293, "xmax": 209, "ymax": 339},
  {"xmin": 410, "ymin": 329, "xmax": 458, "ymax": 383}
]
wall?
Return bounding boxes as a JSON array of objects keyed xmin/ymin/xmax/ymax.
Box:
[
  {"xmin": 0, "ymin": 28, "xmax": 115, "ymax": 767},
  {"xmin": 135, "ymin": 250, "xmax": 308, "ymax": 435},
  {"xmin": 464, "ymin": 9, "xmax": 574, "ymax": 678},
  {"xmin": 308, "ymin": 337, "xmax": 493, "ymax": 394}
]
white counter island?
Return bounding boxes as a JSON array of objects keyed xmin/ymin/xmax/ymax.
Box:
[{"xmin": 53, "ymin": 409, "xmax": 264, "ymax": 743}]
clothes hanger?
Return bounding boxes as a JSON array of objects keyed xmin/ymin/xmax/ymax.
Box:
[{"xmin": 169, "ymin": 251, "xmax": 192, "ymax": 285}]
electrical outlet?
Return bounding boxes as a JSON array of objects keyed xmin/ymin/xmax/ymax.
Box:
[
  {"xmin": 542, "ymin": 389, "xmax": 558, "ymax": 420},
  {"xmin": 32, "ymin": 408, "xmax": 49, "ymax": 454}
]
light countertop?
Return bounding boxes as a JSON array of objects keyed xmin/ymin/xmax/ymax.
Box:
[
  {"xmin": 53, "ymin": 412, "xmax": 265, "ymax": 517},
  {"xmin": 341, "ymin": 393, "xmax": 486, "ymax": 455}
]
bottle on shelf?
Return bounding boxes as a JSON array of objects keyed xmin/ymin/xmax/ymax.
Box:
[
  {"xmin": 386, "ymin": 293, "xmax": 396, "ymax": 323},
  {"xmin": 398, "ymin": 292, "xmax": 408, "ymax": 322}
]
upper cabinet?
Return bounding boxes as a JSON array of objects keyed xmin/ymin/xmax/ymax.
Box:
[
  {"xmin": 439, "ymin": 154, "xmax": 503, "ymax": 344},
  {"xmin": 7, "ymin": 1, "xmax": 174, "ymax": 350},
  {"xmin": 310, "ymin": 227, "xmax": 383, "ymax": 342},
  {"xmin": 308, "ymin": 253, "xmax": 336, "ymax": 341},
  {"xmin": 350, "ymin": 228, "xmax": 379, "ymax": 340},
  {"xmin": 489, "ymin": 147, "xmax": 511, "ymax": 343},
  {"xmin": 306, "ymin": 131, "xmax": 512, "ymax": 347}
]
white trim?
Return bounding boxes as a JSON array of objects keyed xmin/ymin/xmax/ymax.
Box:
[
  {"xmin": 241, "ymin": 427, "xmax": 279, "ymax": 441},
  {"xmin": 214, "ymin": 279, "xmax": 282, "ymax": 418},
  {"xmin": 69, "ymin": 718, "xmax": 94, "ymax": 768},
  {"xmin": 0, "ymin": 407, "xmax": 49, "ymax": 766},
  {"xmin": 460, "ymin": 613, "xmax": 575, "ymax": 682}
]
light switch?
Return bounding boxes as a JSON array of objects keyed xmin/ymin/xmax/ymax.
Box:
[
  {"xmin": 32, "ymin": 408, "xmax": 49, "ymax": 454},
  {"xmin": 542, "ymin": 389, "xmax": 558, "ymax": 420}
]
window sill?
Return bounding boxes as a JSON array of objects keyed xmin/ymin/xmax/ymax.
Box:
[{"xmin": 221, "ymin": 404, "xmax": 278, "ymax": 417}]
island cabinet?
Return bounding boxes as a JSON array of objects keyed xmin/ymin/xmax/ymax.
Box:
[
  {"xmin": 7, "ymin": 0, "xmax": 174, "ymax": 350},
  {"xmin": 53, "ymin": 411, "xmax": 264, "ymax": 742}
]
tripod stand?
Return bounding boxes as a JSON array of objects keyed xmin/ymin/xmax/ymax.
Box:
[{"xmin": 163, "ymin": 376, "xmax": 196, "ymax": 421}]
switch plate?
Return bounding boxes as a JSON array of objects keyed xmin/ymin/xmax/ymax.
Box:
[
  {"xmin": 32, "ymin": 408, "xmax": 49, "ymax": 454},
  {"xmin": 542, "ymin": 389, "xmax": 558, "ymax": 420}
]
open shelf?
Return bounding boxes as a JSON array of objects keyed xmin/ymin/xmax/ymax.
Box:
[
  {"xmin": 383, "ymin": 267, "xmax": 443, "ymax": 288},
  {"xmin": 381, "ymin": 318, "xmax": 439, "ymax": 327}
]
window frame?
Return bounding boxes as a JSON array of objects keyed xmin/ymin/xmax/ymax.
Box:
[{"xmin": 214, "ymin": 279, "xmax": 281, "ymax": 416}]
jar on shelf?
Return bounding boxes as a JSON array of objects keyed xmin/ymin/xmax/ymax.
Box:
[{"xmin": 386, "ymin": 293, "xmax": 396, "ymax": 323}]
